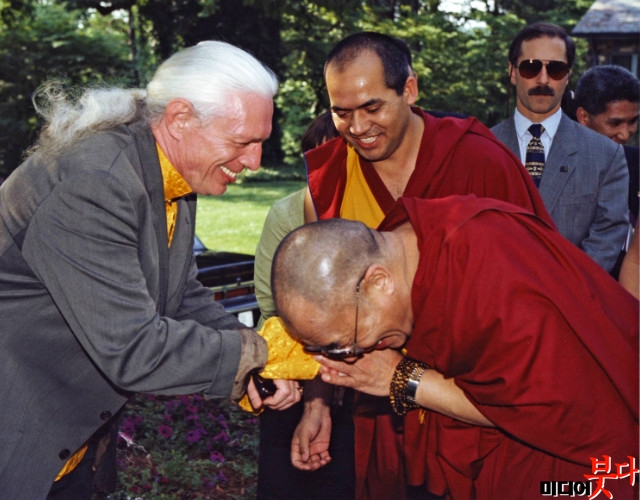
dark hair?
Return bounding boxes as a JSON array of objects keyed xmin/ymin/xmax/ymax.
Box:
[
  {"xmin": 325, "ymin": 31, "xmax": 412, "ymax": 96},
  {"xmin": 575, "ymin": 65, "xmax": 640, "ymax": 115},
  {"xmin": 508, "ymin": 22, "xmax": 576, "ymax": 69},
  {"xmin": 300, "ymin": 110, "xmax": 340, "ymax": 152}
]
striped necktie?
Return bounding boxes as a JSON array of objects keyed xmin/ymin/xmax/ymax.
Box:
[{"xmin": 525, "ymin": 124, "xmax": 545, "ymax": 186}]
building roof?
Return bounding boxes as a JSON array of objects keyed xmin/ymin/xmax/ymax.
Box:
[{"xmin": 572, "ymin": 0, "xmax": 640, "ymax": 36}]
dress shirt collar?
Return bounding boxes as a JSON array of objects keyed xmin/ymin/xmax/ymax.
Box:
[{"xmin": 514, "ymin": 107, "xmax": 562, "ymax": 143}]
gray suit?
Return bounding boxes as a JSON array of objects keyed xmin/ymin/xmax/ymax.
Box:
[
  {"xmin": 492, "ymin": 113, "xmax": 629, "ymax": 272},
  {"xmin": 0, "ymin": 121, "xmax": 265, "ymax": 498}
]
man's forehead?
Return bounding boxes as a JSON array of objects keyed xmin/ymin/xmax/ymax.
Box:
[
  {"xmin": 604, "ymin": 100, "xmax": 640, "ymax": 118},
  {"xmin": 282, "ymin": 295, "xmax": 348, "ymax": 345},
  {"xmin": 519, "ymin": 36, "xmax": 567, "ymax": 60},
  {"xmin": 218, "ymin": 94, "xmax": 273, "ymax": 140}
]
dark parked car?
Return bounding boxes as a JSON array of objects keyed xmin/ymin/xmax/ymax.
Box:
[{"xmin": 194, "ymin": 235, "xmax": 260, "ymax": 328}]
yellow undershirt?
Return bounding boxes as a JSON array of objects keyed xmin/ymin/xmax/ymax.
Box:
[
  {"xmin": 340, "ymin": 145, "xmax": 385, "ymax": 228},
  {"xmin": 55, "ymin": 144, "xmax": 192, "ymax": 482}
]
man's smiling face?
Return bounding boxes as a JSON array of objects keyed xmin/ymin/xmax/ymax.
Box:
[
  {"xmin": 175, "ymin": 93, "xmax": 273, "ymax": 196},
  {"xmin": 325, "ymin": 50, "xmax": 415, "ymax": 164}
]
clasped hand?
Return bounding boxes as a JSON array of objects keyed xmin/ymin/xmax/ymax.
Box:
[
  {"xmin": 315, "ymin": 348, "xmax": 403, "ymax": 397},
  {"xmin": 246, "ymin": 378, "xmax": 302, "ymax": 411}
]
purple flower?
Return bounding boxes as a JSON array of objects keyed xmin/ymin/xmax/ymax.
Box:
[
  {"xmin": 185, "ymin": 429, "xmax": 202, "ymax": 443},
  {"xmin": 211, "ymin": 431, "xmax": 230, "ymax": 443},
  {"xmin": 165, "ymin": 400, "xmax": 181, "ymax": 412},
  {"xmin": 186, "ymin": 404, "xmax": 199, "ymax": 413},
  {"xmin": 209, "ymin": 450, "xmax": 225, "ymax": 463},
  {"xmin": 120, "ymin": 418, "xmax": 137, "ymax": 435},
  {"xmin": 214, "ymin": 414, "xmax": 229, "ymax": 429},
  {"xmin": 158, "ymin": 424, "xmax": 173, "ymax": 439}
]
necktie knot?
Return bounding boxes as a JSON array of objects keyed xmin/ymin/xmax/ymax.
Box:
[
  {"xmin": 525, "ymin": 124, "xmax": 545, "ymax": 186},
  {"xmin": 529, "ymin": 123, "xmax": 544, "ymax": 139}
]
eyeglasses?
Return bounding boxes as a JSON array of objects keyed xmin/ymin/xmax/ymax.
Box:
[
  {"xmin": 303, "ymin": 275, "xmax": 377, "ymax": 360},
  {"xmin": 516, "ymin": 59, "xmax": 570, "ymax": 80}
]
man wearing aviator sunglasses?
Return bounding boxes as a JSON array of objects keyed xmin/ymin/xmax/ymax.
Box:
[
  {"xmin": 492, "ymin": 22, "xmax": 629, "ymax": 275},
  {"xmin": 271, "ymin": 197, "xmax": 638, "ymax": 500},
  {"xmin": 516, "ymin": 58, "xmax": 571, "ymax": 80}
]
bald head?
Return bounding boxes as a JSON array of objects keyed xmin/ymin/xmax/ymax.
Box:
[{"xmin": 271, "ymin": 219, "xmax": 382, "ymax": 330}]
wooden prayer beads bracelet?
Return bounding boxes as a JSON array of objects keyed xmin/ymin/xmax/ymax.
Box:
[{"xmin": 389, "ymin": 357, "xmax": 429, "ymax": 415}]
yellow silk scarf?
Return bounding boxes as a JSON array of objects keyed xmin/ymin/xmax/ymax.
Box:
[{"xmin": 239, "ymin": 317, "xmax": 321, "ymax": 412}]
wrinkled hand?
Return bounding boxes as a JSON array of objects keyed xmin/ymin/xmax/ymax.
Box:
[
  {"xmin": 291, "ymin": 400, "xmax": 332, "ymax": 471},
  {"xmin": 316, "ymin": 349, "xmax": 403, "ymax": 397},
  {"xmin": 246, "ymin": 378, "xmax": 301, "ymax": 411}
]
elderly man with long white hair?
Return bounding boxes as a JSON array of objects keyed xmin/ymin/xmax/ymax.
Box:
[{"xmin": 0, "ymin": 40, "xmax": 300, "ymax": 499}]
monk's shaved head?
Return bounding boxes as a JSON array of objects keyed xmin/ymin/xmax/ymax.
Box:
[{"xmin": 272, "ymin": 219, "xmax": 382, "ymax": 330}]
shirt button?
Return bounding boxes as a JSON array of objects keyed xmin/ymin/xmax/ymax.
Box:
[
  {"xmin": 100, "ymin": 411, "xmax": 113, "ymax": 421},
  {"xmin": 58, "ymin": 449, "xmax": 71, "ymax": 460}
]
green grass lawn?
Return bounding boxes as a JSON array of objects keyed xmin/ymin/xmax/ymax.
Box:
[{"xmin": 196, "ymin": 180, "xmax": 305, "ymax": 255}]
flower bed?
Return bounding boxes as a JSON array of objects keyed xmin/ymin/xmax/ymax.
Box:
[{"xmin": 111, "ymin": 393, "xmax": 259, "ymax": 499}]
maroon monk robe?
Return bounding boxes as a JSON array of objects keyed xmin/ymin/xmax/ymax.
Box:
[
  {"xmin": 393, "ymin": 195, "xmax": 638, "ymax": 500},
  {"xmin": 306, "ymin": 107, "xmax": 552, "ymax": 228},
  {"xmin": 306, "ymin": 108, "xmax": 556, "ymax": 499}
]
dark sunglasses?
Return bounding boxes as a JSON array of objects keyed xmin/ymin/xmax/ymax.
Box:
[{"xmin": 516, "ymin": 59, "xmax": 570, "ymax": 80}]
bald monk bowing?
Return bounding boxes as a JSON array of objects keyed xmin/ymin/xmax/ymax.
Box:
[{"xmin": 271, "ymin": 195, "xmax": 639, "ymax": 500}]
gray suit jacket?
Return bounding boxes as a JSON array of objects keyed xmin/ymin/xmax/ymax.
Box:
[
  {"xmin": 491, "ymin": 113, "xmax": 629, "ymax": 272},
  {"xmin": 0, "ymin": 122, "xmax": 264, "ymax": 498}
]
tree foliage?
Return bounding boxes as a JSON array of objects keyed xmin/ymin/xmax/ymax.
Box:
[
  {"xmin": 0, "ymin": 0, "xmax": 134, "ymax": 175},
  {"xmin": 0, "ymin": 0, "xmax": 594, "ymax": 177}
]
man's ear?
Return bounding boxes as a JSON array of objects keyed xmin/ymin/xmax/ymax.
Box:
[
  {"xmin": 509, "ymin": 63, "xmax": 516, "ymax": 86},
  {"xmin": 575, "ymin": 106, "xmax": 591, "ymax": 127},
  {"xmin": 403, "ymin": 73, "xmax": 419, "ymax": 106},
  {"xmin": 164, "ymin": 98, "xmax": 196, "ymax": 139},
  {"xmin": 363, "ymin": 263, "xmax": 395, "ymax": 296}
]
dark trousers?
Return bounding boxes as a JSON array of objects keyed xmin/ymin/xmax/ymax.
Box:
[
  {"xmin": 257, "ymin": 389, "xmax": 355, "ymax": 500},
  {"xmin": 46, "ymin": 419, "xmax": 118, "ymax": 500}
]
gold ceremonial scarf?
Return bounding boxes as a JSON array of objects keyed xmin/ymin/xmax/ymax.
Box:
[
  {"xmin": 157, "ymin": 144, "xmax": 192, "ymax": 246},
  {"xmin": 239, "ymin": 317, "xmax": 321, "ymax": 412}
]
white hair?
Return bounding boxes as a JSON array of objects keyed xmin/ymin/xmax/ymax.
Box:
[
  {"xmin": 146, "ymin": 40, "xmax": 278, "ymax": 122},
  {"xmin": 29, "ymin": 41, "xmax": 278, "ymax": 157}
]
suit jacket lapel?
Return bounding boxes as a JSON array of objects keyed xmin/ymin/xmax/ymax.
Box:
[
  {"xmin": 166, "ymin": 195, "xmax": 197, "ymax": 314},
  {"xmin": 500, "ymin": 118, "xmax": 521, "ymax": 158},
  {"xmin": 129, "ymin": 122, "xmax": 171, "ymax": 315},
  {"xmin": 539, "ymin": 114, "xmax": 577, "ymax": 214}
]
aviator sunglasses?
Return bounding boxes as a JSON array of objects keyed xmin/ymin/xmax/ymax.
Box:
[{"xmin": 516, "ymin": 59, "xmax": 570, "ymax": 80}]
